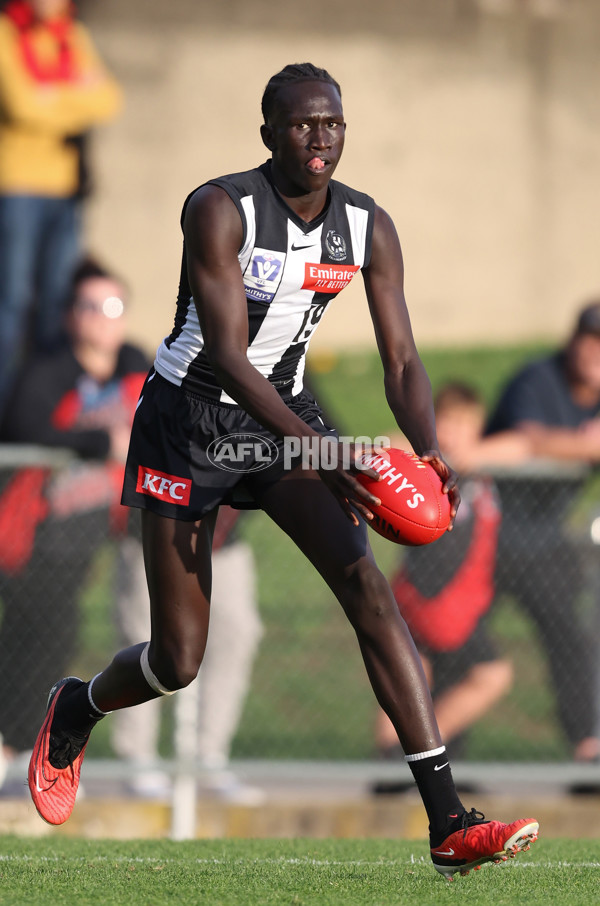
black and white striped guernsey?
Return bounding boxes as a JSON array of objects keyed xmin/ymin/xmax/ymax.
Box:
[{"xmin": 154, "ymin": 161, "xmax": 375, "ymax": 404}]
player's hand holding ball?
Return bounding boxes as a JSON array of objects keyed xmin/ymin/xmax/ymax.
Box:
[
  {"xmin": 356, "ymin": 447, "xmax": 457, "ymax": 545},
  {"xmin": 312, "ymin": 437, "xmax": 385, "ymax": 527}
]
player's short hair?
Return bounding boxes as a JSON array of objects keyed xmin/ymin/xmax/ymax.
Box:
[
  {"xmin": 434, "ymin": 381, "xmax": 483, "ymax": 414},
  {"xmin": 261, "ymin": 63, "xmax": 342, "ymax": 124}
]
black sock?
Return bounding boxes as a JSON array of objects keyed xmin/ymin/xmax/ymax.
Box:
[
  {"xmin": 405, "ymin": 746, "xmax": 466, "ymax": 845},
  {"xmin": 51, "ymin": 679, "xmax": 105, "ymax": 738}
]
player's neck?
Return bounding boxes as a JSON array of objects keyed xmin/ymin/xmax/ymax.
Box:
[
  {"xmin": 270, "ymin": 167, "xmax": 330, "ymax": 224},
  {"xmin": 276, "ymin": 188, "xmax": 329, "ymax": 224}
]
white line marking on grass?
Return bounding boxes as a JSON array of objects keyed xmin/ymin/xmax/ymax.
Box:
[
  {"xmin": 1, "ymin": 855, "xmax": 596, "ymax": 869},
  {"xmin": 0, "ymin": 855, "xmax": 413, "ymax": 866}
]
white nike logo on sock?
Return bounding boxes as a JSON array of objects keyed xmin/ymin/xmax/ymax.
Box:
[{"xmin": 433, "ymin": 762, "xmax": 449, "ymax": 771}]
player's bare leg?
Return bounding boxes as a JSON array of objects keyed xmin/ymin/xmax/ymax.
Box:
[
  {"xmin": 28, "ymin": 508, "xmax": 217, "ymax": 824},
  {"xmin": 91, "ymin": 508, "xmax": 217, "ymax": 710},
  {"xmin": 377, "ymin": 657, "xmax": 513, "ymax": 755},
  {"xmin": 257, "ymin": 471, "xmax": 441, "ymax": 752},
  {"xmin": 257, "ymin": 470, "xmax": 538, "ymax": 877}
]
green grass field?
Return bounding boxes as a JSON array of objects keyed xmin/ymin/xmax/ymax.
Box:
[{"xmin": 0, "ymin": 835, "xmax": 595, "ymax": 906}]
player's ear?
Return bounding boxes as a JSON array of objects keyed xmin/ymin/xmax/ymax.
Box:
[{"xmin": 260, "ymin": 123, "xmax": 275, "ymax": 152}]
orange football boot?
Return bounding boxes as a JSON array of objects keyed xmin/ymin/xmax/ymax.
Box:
[
  {"xmin": 28, "ymin": 677, "xmax": 90, "ymax": 825},
  {"xmin": 431, "ymin": 809, "xmax": 539, "ymax": 879}
]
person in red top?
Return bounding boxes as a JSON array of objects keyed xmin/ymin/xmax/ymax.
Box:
[{"xmin": 0, "ymin": 258, "xmax": 148, "ymax": 760}]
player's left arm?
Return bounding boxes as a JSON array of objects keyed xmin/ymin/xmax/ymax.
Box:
[{"xmin": 362, "ymin": 204, "xmax": 460, "ymax": 523}]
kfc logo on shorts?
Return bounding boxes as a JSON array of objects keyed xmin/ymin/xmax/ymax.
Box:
[{"xmin": 136, "ymin": 466, "xmax": 192, "ymax": 505}]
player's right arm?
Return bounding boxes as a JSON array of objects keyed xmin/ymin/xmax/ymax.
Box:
[
  {"xmin": 183, "ymin": 185, "xmax": 324, "ymax": 441},
  {"xmin": 183, "ymin": 186, "xmax": 380, "ymax": 523}
]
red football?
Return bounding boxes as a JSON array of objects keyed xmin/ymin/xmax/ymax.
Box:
[{"xmin": 356, "ymin": 448, "xmax": 451, "ymax": 546}]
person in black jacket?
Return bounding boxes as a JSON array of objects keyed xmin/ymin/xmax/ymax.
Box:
[
  {"xmin": 0, "ymin": 259, "xmax": 264, "ymax": 804},
  {"xmin": 0, "ymin": 258, "xmax": 148, "ymax": 761},
  {"xmin": 486, "ymin": 302, "xmax": 600, "ymax": 762}
]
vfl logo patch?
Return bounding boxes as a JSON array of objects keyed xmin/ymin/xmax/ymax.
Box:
[
  {"xmin": 243, "ymin": 249, "xmax": 285, "ymax": 303},
  {"xmin": 302, "ymin": 263, "xmax": 359, "ymax": 294},
  {"xmin": 325, "ymin": 230, "xmax": 347, "ymax": 261},
  {"xmin": 136, "ymin": 466, "xmax": 191, "ymax": 505}
]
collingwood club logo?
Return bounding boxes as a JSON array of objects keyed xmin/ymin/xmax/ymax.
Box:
[{"xmin": 325, "ymin": 230, "xmax": 347, "ymax": 261}]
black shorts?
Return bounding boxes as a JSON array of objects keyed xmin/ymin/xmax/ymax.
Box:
[{"xmin": 121, "ymin": 370, "xmax": 337, "ymax": 521}]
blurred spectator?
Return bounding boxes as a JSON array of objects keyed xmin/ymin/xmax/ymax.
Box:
[
  {"xmin": 486, "ymin": 300, "xmax": 600, "ymax": 762},
  {"xmin": 487, "ymin": 302, "xmax": 600, "ymax": 463},
  {"xmin": 0, "ymin": 258, "xmax": 263, "ymax": 798},
  {"xmin": 0, "ymin": 257, "xmax": 147, "ymax": 765},
  {"xmin": 375, "ymin": 384, "xmax": 524, "ymax": 763},
  {"xmin": 0, "ymin": 0, "xmax": 122, "ymax": 417}
]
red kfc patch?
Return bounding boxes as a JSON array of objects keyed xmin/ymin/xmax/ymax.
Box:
[{"xmin": 136, "ymin": 466, "xmax": 191, "ymax": 505}]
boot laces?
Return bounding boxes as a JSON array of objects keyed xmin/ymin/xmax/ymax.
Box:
[
  {"xmin": 460, "ymin": 808, "xmax": 487, "ymax": 839},
  {"xmin": 49, "ymin": 729, "xmax": 89, "ymax": 771}
]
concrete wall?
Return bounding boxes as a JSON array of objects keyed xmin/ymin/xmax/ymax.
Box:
[{"xmin": 80, "ymin": 0, "xmax": 600, "ymax": 355}]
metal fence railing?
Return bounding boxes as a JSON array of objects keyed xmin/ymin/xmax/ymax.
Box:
[{"xmin": 0, "ymin": 448, "xmax": 598, "ymax": 781}]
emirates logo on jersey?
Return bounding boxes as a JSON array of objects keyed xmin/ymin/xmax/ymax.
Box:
[{"xmin": 302, "ymin": 263, "xmax": 360, "ymax": 294}]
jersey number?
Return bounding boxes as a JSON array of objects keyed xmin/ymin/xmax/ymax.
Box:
[{"xmin": 292, "ymin": 302, "xmax": 328, "ymax": 344}]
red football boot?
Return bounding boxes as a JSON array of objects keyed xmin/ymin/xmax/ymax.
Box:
[
  {"xmin": 431, "ymin": 809, "xmax": 539, "ymax": 879},
  {"xmin": 28, "ymin": 677, "xmax": 90, "ymax": 825}
]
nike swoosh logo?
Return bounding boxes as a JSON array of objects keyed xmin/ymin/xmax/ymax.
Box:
[
  {"xmin": 433, "ymin": 762, "xmax": 449, "ymax": 771},
  {"xmin": 35, "ymin": 768, "xmax": 46, "ymax": 793},
  {"xmin": 291, "ymin": 243, "xmax": 315, "ymax": 251},
  {"xmin": 432, "ymin": 848, "xmax": 455, "ymax": 856}
]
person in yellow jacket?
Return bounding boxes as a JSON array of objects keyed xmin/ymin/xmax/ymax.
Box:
[{"xmin": 0, "ymin": 0, "xmax": 122, "ymax": 417}]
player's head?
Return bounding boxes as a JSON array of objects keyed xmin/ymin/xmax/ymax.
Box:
[
  {"xmin": 260, "ymin": 63, "xmax": 345, "ymax": 193},
  {"xmin": 434, "ymin": 382, "xmax": 485, "ymax": 459},
  {"xmin": 261, "ymin": 64, "xmax": 342, "ymax": 125},
  {"xmin": 567, "ymin": 300, "xmax": 600, "ymax": 392},
  {"xmin": 66, "ymin": 257, "xmax": 128, "ymax": 355}
]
